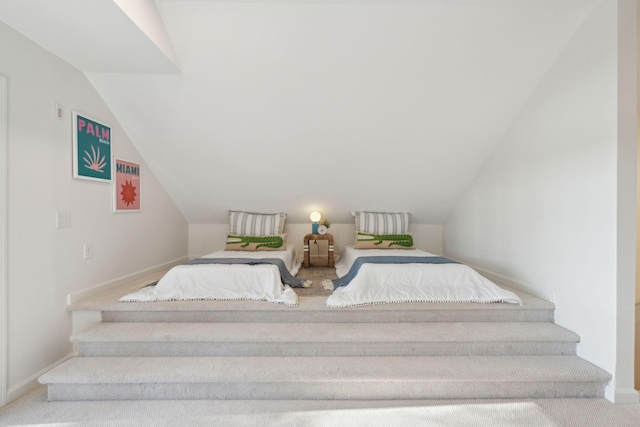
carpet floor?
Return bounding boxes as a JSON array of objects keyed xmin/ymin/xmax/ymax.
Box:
[{"xmin": 2, "ymin": 385, "xmax": 640, "ymax": 426}]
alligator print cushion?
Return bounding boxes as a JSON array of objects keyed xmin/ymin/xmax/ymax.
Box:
[
  {"xmin": 224, "ymin": 234, "xmax": 287, "ymax": 251},
  {"xmin": 353, "ymin": 232, "xmax": 414, "ymax": 249}
]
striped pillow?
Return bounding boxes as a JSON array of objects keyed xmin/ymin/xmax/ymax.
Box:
[
  {"xmin": 228, "ymin": 210, "xmax": 287, "ymax": 236},
  {"xmin": 354, "ymin": 211, "xmax": 411, "ymax": 234}
]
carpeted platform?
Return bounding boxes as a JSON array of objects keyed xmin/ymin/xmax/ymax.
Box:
[{"xmin": 36, "ymin": 265, "xmax": 612, "ymax": 404}]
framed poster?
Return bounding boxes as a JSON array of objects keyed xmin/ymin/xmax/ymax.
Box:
[
  {"xmin": 72, "ymin": 111, "xmax": 112, "ymax": 182},
  {"xmin": 113, "ymin": 158, "xmax": 141, "ymax": 212}
]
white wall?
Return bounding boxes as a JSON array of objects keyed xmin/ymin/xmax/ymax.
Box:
[
  {"xmin": 636, "ymin": 36, "xmax": 640, "ymax": 388},
  {"xmin": 189, "ymin": 223, "xmax": 443, "ymax": 260},
  {"xmin": 0, "ymin": 22, "xmax": 188, "ymax": 402},
  {"xmin": 615, "ymin": 0, "xmax": 638, "ymax": 404},
  {"xmin": 86, "ymin": 0, "xmax": 598, "ymax": 226},
  {"xmin": 444, "ymin": 0, "xmax": 636, "ymax": 402}
]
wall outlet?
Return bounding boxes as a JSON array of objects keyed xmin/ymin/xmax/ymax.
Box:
[
  {"xmin": 54, "ymin": 103, "xmax": 63, "ymax": 120},
  {"xmin": 56, "ymin": 211, "xmax": 71, "ymax": 228},
  {"xmin": 83, "ymin": 244, "xmax": 93, "ymax": 260}
]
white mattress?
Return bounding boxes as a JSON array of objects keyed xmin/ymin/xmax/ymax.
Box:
[
  {"xmin": 327, "ymin": 246, "xmax": 522, "ymax": 308},
  {"xmin": 120, "ymin": 245, "xmax": 302, "ymax": 306}
]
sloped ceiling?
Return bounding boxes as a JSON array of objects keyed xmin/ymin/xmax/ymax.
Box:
[{"xmin": 0, "ymin": 0, "xmax": 600, "ymax": 225}]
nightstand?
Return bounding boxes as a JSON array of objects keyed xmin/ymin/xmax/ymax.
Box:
[{"xmin": 303, "ymin": 233, "xmax": 334, "ymax": 268}]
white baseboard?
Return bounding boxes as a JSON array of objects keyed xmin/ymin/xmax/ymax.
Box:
[
  {"xmin": 8, "ymin": 259, "xmax": 187, "ymax": 406},
  {"xmin": 6, "ymin": 352, "xmax": 73, "ymax": 405},
  {"xmin": 605, "ymin": 385, "xmax": 639, "ymax": 404},
  {"xmin": 67, "ymin": 257, "xmax": 187, "ymax": 305}
]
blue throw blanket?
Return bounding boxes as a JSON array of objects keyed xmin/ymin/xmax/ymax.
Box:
[
  {"xmin": 146, "ymin": 257, "xmax": 309, "ymax": 289},
  {"xmin": 332, "ymin": 256, "xmax": 460, "ymax": 290}
]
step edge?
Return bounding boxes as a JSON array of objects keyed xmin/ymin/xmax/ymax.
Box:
[{"xmin": 39, "ymin": 355, "xmax": 612, "ymax": 384}]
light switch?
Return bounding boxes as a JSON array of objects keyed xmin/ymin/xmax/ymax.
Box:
[{"xmin": 56, "ymin": 211, "xmax": 71, "ymax": 228}]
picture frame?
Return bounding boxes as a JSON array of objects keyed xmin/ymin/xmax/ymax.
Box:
[
  {"xmin": 72, "ymin": 111, "xmax": 112, "ymax": 182},
  {"xmin": 113, "ymin": 158, "xmax": 141, "ymax": 212}
]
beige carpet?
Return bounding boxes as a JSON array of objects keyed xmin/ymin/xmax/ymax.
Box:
[
  {"xmin": 294, "ymin": 267, "xmax": 336, "ymax": 296},
  {"xmin": 3, "ymin": 385, "xmax": 640, "ymax": 426}
]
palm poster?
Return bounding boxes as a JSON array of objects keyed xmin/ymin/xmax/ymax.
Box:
[{"xmin": 72, "ymin": 112, "xmax": 112, "ymax": 182}]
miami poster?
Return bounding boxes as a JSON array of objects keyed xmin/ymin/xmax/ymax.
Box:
[
  {"xmin": 72, "ymin": 111, "xmax": 112, "ymax": 182},
  {"xmin": 113, "ymin": 158, "xmax": 141, "ymax": 212}
]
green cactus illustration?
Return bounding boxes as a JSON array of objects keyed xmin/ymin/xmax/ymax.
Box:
[
  {"xmin": 227, "ymin": 235, "xmax": 284, "ymax": 249},
  {"xmin": 357, "ymin": 232, "xmax": 413, "ymax": 247}
]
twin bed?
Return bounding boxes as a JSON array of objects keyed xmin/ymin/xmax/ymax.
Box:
[
  {"xmin": 120, "ymin": 245, "xmax": 304, "ymax": 306},
  {"xmin": 120, "ymin": 210, "xmax": 522, "ymax": 307},
  {"xmin": 326, "ymin": 245, "xmax": 521, "ymax": 307}
]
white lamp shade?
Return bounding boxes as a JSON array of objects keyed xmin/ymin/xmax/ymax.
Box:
[{"xmin": 309, "ymin": 211, "xmax": 321, "ymax": 222}]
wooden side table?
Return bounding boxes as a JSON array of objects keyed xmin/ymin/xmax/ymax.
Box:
[{"xmin": 303, "ymin": 233, "xmax": 334, "ymax": 268}]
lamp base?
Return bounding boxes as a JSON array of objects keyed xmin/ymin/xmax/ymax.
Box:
[{"xmin": 312, "ymin": 223, "xmax": 319, "ymax": 234}]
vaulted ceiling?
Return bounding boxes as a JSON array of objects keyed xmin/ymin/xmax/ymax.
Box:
[{"xmin": 0, "ymin": 0, "xmax": 601, "ymax": 224}]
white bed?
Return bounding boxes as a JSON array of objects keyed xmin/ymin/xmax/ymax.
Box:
[
  {"xmin": 120, "ymin": 245, "xmax": 303, "ymax": 306},
  {"xmin": 325, "ymin": 246, "xmax": 522, "ymax": 308}
]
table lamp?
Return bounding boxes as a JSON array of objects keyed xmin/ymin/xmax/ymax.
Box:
[{"xmin": 310, "ymin": 211, "xmax": 321, "ymax": 234}]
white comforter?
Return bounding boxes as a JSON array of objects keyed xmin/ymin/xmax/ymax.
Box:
[
  {"xmin": 326, "ymin": 246, "xmax": 522, "ymax": 308},
  {"xmin": 120, "ymin": 245, "xmax": 302, "ymax": 306}
]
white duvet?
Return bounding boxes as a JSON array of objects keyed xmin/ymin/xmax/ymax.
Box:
[
  {"xmin": 120, "ymin": 245, "xmax": 302, "ymax": 306},
  {"xmin": 326, "ymin": 246, "xmax": 522, "ymax": 308}
]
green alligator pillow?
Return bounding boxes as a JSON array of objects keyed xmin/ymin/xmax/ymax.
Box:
[
  {"xmin": 225, "ymin": 234, "xmax": 286, "ymax": 251},
  {"xmin": 354, "ymin": 232, "xmax": 414, "ymax": 249}
]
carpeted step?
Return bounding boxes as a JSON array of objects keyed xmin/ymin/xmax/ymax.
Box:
[
  {"xmin": 72, "ymin": 321, "xmax": 579, "ymax": 357},
  {"xmin": 100, "ymin": 294, "xmax": 555, "ymax": 323},
  {"xmin": 39, "ymin": 355, "xmax": 611, "ymax": 401}
]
